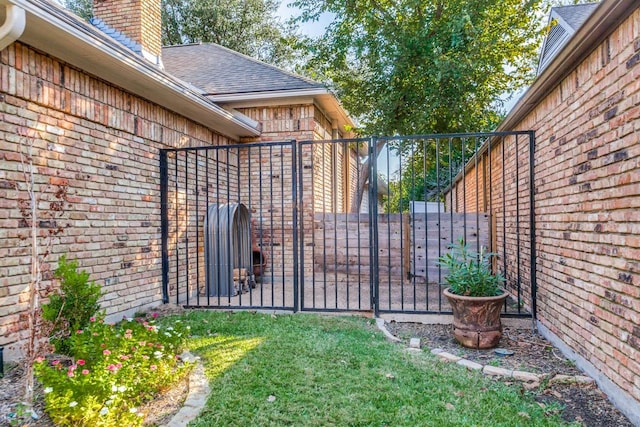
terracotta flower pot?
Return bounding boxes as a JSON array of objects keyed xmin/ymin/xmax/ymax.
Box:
[{"xmin": 443, "ymin": 288, "xmax": 508, "ymax": 349}]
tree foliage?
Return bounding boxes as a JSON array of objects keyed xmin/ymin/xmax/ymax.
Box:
[
  {"xmin": 60, "ymin": 0, "xmax": 304, "ymax": 67},
  {"xmin": 293, "ymin": 0, "xmax": 546, "ymax": 136},
  {"xmin": 162, "ymin": 0, "xmax": 304, "ymax": 67}
]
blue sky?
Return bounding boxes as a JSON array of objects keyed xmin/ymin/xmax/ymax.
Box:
[{"xmin": 277, "ymin": 2, "xmax": 334, "ymax": 38}]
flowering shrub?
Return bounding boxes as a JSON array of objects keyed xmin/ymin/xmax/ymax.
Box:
[{"xmin": 34, "ymin": 314, "xmax": 191, "ymax": 427}]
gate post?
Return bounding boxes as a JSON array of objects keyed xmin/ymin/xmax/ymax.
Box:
[
  {"xmin": 528, "ymin": 131, "xmax": 537, "ymax": 319},
  {"xmin": 369, "ymin": 137, "xmax": 380, "ymax": 316},
  {"xmin": 292, "ymin": 140, "xmax": 299, "ymax": 312}
]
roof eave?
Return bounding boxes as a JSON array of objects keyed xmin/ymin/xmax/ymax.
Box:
[
  {"xmin": 211, "ymin": 89, "xmax": 356, "ymax": 137},
  {"xmin": 498, "ymin": 0, "xmax": 633, "ymax": 133},
  {"xmin": 4, "ymin": 0, "xmax": 260, "ymax": 139}
]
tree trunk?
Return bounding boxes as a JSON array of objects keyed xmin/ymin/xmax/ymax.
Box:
[{"xmin": 350, "ymin": 139, "xmax": 387, "ymax": 213}]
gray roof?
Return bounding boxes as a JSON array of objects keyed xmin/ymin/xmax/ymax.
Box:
[
  {"xmin": 162, "ymin": 43, "xmax": 324, "ymax": 96},
  {"xmin": 537, "ymin": 2, "xmax": 600, "ymax": 74},
  {"xmin": 554, "ymin": 3, "xmax": 600, "ymax": 31}
]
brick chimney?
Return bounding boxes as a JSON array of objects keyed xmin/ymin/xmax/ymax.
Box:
[{"xmin": 92, "ymin": 0, "xmax": 162, "ymax": 66}]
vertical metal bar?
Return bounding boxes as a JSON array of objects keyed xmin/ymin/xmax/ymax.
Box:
[
  {"xmin": 502, "ymin": 137, "xmax": 507, "ymax": 293},
  {"xmin": 174, "ymin": 151, "xmax": 179, "ymax": 305},
  {"xmin": 281, "ymin": 145, "xmax": 286, "ymax": 307},
  {"xmin": 398, "ymin": 139, "xmax": 404, "ymax": 311},
  {"xmin": 370, "ymin": 137, "xmax": 380, "ymax": 316},
  {"xmin": 529, "ymin": 131, "xmax": 537, "ymax": 319},
  {"xmin": 215, "ymin": 148, "xmax": 221, "ymax": 306},
  {"xmin": 160, "ymin": 150, "xmax": 169, "ymax": 303},
  {"xmin": 345, "ymin": 142, "xmax": 351, "ymax": 310},
  {"xmin": 236, "ymin": 146, "xmax": 243, "ymax": 307},
  {"xmin": 475, "ymin": 137, "xmax": 480, "ymax": 256},
  {"xmin": 386, "ymin": 140, "xmax": 391, "ymax": 310},
  {"xmin": 462, "ymin": 138, "xmax": 467, "ymax": 243},
  {"xmin": 311, "ymin": 144, "xmax": 316, "ymax": 308},
  {"xmin": 185, "ymin": 150, "xmax": 189, "ymax": 307},
  {"xmin": 357, "ymin": 143, "xmax": 362, "ymax": 310},
  {"xmin": 258, "ymin": 146, "xmax": 264, "ymax": 306},
  {"xmin": 322, "ymin": 143, "xmax": 327, "ymax": 309},
  {"xmin": 205, "ymin": 149, "xmax": 210, "ymax": 306},
  {"xmin": 445, "ymin": 137, "xmax": 453, "ymax": 312},
  {"xmin": 515, "ymin": 134, "xmax": 522, "ymax": 314},
  {"xmin": 247, "ymin": 146, "xmax": 253, "ymax": 307},
  {"xmin": 333, "ymin": 143, "xmax": 338, "ymax": 309},
  {"xmin": 269, "ymin": 145, "xmax": 275, "ymax": 305},
  {"xmin": 298, "ymin": 143, "xmax": 306, "ymax": 310},
  {"xmin": 226, "ymin": 146, "xmax": 232, "ymax": 303},
  {"xmin": 292, "ymin": 140, "xmax": 299, "ymax": 312},
  {"xmin": 410, "ymin": 138, "xmax": 417, "ymax": 311},
  {"xmin": 195, "ymin": 151, "xmax": 200, "ymax": 307},
  {"xmin": 488, "ymin": 136, "xmax": 493, "ymax": 251}
]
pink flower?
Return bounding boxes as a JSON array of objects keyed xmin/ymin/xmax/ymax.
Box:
[
  {"xmin": 77, "ymin": 360, "xmax": 85, "ymax": 366},
  {"xmin": 147, "ymin": 343, "xmax": 154, "ymax": 347},
  {"xmin": 100, "ymin": 343, "xmax": 106, "ymax": 348},
  {"xmin": 35, "ymin": 357, "xmax": 45, "ymax": 363},
  {"xmin": 116, "ymin": 363, "xmax": 122, "ymax": 369},
  {"xmin": 138, "ymin": 341, "xmax": 146, "ymax": 346},
  {"xmin": 142, "ymin": 355, "xmax": 149, "ymax": 360},
  {"xmin": 119, "ymin": 355, "xmax": 129, "ymax": 361},
  {"xmin": 124, "ymin": 333, "xmax": 132, "ymax": 339},
  {"xmin": 52, "ymin": 360, "xmax": 60, "ymax": 366},
  {"xmin": 126, "ymin": 329, "xmax": 132, "ymax": 334},
  {"xmin": 92, "ymin": 332, "xmax": 99, "ymax": 336},
  {"xmin": 76, "ymin": 329, "xmax": 83, "ymax": 334},
  {"xmin": 103, "ymin": 349, "xmax": 111, "ymax": 356},
  {"xmin": 90, "ymin": 317, "xmax": 96, "ymax": 322},
  {"xmin": 152, "ymin": 313, "xmax": 158, "ymax": 319},
  {"xmin": 69, "ymin": 365, "xmax": 77, "ymax": 371},
  {"xmin": 107, "ymin": 364, "xmax": 117, "ymax": 371},
  {"xmin": 81, "ymin": 369, "xmax": 90, "ymax": 375},
  {"xmin": 67, "ymin": 371, "xmax": 75, "ymax": 377},
  {"xmin": 150, "ymin": 365, "xmax": 157, "ymax": 371}
]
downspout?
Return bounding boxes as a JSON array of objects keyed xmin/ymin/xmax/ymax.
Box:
[{"xmin": 0, "ymin": 3, "xmax": 26, "ymax": 51}]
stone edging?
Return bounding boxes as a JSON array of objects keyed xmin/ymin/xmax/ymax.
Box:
[
  {"xmin": 161, "ymin": 352, "xmax": 210, "ymax": 427},
  {"xmin": 374, "ymin": 318, "xmax": 595, "ymax": 389}
]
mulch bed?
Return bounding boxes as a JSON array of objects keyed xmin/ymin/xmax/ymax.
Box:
[{"xmin": 385, "ymin": 321, "xmax": 634, "ymax": 427}]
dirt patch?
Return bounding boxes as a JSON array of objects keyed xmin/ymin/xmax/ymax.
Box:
[{"xmin": 385, "ymin": 321, "xmax": 634, "ymax": 427}]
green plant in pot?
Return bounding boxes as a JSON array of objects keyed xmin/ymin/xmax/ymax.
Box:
[{"xmin": 439, "ymin": 239, "xmax": 507, "ymax": 349}]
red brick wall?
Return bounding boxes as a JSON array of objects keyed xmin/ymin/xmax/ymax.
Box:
[
  {"xmin": 455, "ymin": 8, "xmax": 640, "ymax": 403},
  {"xmin": 0, "ymin": 42, "xmax": 234, "ymax": 359}
]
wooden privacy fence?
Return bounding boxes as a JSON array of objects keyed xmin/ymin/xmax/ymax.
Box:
[{"xmin": 313, "ymin": 212, "xmax": 490, "ymax": 283}]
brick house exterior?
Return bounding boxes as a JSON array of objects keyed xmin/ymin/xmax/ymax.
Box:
[
  {"xmin": 448, "ymin": 1, "xmax": 640, "ymax": 421},
  {"xmin": 0, "ymin": 0, "xmax": 353, "ymax": 360}
]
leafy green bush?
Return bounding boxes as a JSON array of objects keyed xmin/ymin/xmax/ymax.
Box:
[
  {"xmin": 42, "ymin": 256, "xmax": 102, "ymax": 354},
  {"xmin": 439, "ymin": 239, "xmax": 505, "ymax": 297},
  {"xmin": 34, "ymin": 313, "xmax": 191, "ymax": 427}
]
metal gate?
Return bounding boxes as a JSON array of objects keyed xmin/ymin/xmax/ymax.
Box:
[{"xmin": 161, "ymin": 131, "xmax": 536, "ymax": 317}]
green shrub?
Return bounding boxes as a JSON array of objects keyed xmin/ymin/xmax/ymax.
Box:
[
  {"xmin": 42, "ymin": 256, "xmax": 102, "ymax": 354},
  {"xmin": 439, "ymin": 238, "xmax": 505, "ymax": 297},
  {"xmin": 34, "ymin": 313, "xmax": 191, "ymax": 427}
]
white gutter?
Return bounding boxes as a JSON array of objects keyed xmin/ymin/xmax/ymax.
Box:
[
  {"xmin": 0, "ymin": 3, "xmax": 25, "ymax": 51},
  {"xmin": 4, "ymin": 0, "xmax": 260, "ymax": 139},
  {"xmin": 208, "ymin": 88, "xmax": 331, "ymax": 104}
]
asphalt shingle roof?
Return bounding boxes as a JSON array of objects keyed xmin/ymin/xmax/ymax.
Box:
[
  {"xmin": 162, "ymin": 43, "xmax": 324, "ymax": 96},
  {"xmin": 553, "ymin": 2, "xmax": 599, "ymax": 31}
]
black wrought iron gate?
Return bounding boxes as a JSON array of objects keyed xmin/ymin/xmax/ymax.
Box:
[{"xmin": 160, "ymin": 131, "xmax": 536, "ymax": 318}]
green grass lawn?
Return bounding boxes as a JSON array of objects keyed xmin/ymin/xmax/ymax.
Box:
[{"xmin": 178, "ymin": 311, "xmax": 572, "ymax": 427}]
